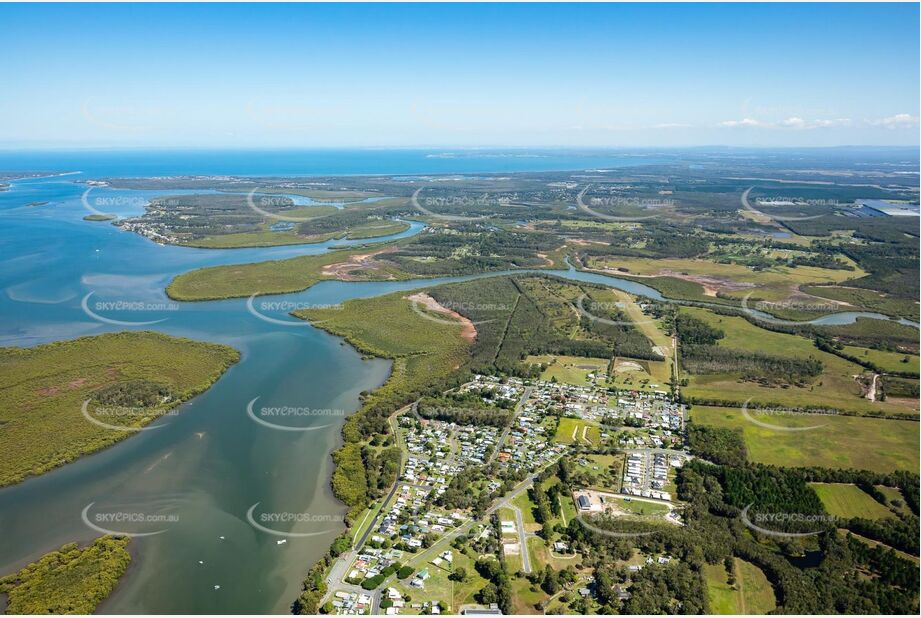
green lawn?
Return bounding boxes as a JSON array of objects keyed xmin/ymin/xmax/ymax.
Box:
[
  {"xmin": 681, "ymin": 307, "xmax": 915, "ymax": 417},
  {"xmin": 841, "ymin": 345, "xmax": 920, "ymax": 376},
  {"xmin": 528, "ymin": 354, "xmax": 609, "ymax": 386},
  {"xmin": 554, "ymin": 417, "xmax": 602, "ymax": 445},
  {"xmin": 809, "ymin": 483, "xmax": 894, "ymax": 520},
  {"xmin": 451, "ymin": 550, "xmax": 488, "ymax": 610},
  {"xmin": 612, "ymin": 496, "xmax": 670, "ymax": 517},
  {"xmin": 703, "ymin": 559, "xmax": 776, "ymax": 615},
  {"xmin": 395, "ymin": 562, "xmax": 453, "ymax": 614},
  {"xmin": 509, "ymin": 575, "xmax": 548, "ymax": 614},
  {"xmin": 0, "ymin": 331, "xmax": 239, "ymax": 487},
  {"xmin": 690, "ymin": 405, "xmax": 919, "ymax": 473},
  {"xmin": 874, "ymin": 486, "xmax": 914, "ymax": 517},
  {"xmin": 512, "ymin": 492, "xmax": 538, "ymax": 527}
]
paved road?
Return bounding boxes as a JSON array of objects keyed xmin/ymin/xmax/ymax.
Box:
[
  {"xmin": 353, "ymin": 405, "xmax": 414, "ymax": 552},
  {"xmin": 507, "ymin": 502, "xmax": 532, "ymax": 573}
]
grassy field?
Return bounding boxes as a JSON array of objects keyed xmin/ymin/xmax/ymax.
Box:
[
  {"xmin": 808, "ymin": 483, "xmax": 894, "ymax": 520},
  {"xmin": 874, "ymin": 485, "xmax": 914, "ymax": 517},
  {"xmin": 680, "ymin": 307, "xmax": 915, "ymax": 416},
  {"xmin": 573, "ymin": 453, "xmax": 623, "ymax": 492},
  {"xmin": 185, "ymin": 229, "xmax": 337, "ymax": 248},
  {"xmin": 395, "ymin": 562, "xmax": 453, "ymax": 614},
  {"xmin": 0, "ymin": 331, "xmax": 239, "ymax": 487},
  {"xmin": 451, "ymin": 549, "xmax": 488, "ymax": 610},
  {"xmin": 611, "ymin": 496, "xmax": 670, "ymax": 516},
  {"xmin": 345, "ymin": 221, "xmax": 411, "ymax": 240},
  {"xmin": 0, "ymin": 536, "xmax": 130, "ymax": 614},
  {"xmin": 512, "ymin": 492, "xmax": 539, "ymax": 529},
  {"xmin": 527, "ymin": 354, "xmax": 609, "ymax": 386},
  {"xmin": 166, "ymin": 239, "xmax": 408, "ymax": 300},
  {"xmin": 587, "ymin": 254, "xmax": 864, "ymax": 304},
  {"xmin": 509, "ymin": 575, "xmax": 548, "ymax": 614},
  {"xmin": 610, "ymin": 357, "xmax": 671, "ymax": 392},
  {"xmin": 703, "ymin": 559, "xmax": 776, "ymax": 615},
  {"xmin": 690, "ymin": 405, "xmax": 919, "ymax": 473},
  {"xmin": 802, "ymin": 285, "xmax": 919, "ymax": 321},
  {"xmin": 841, "ymin": 345, "xmax": 920, "ymax": 375},
  {"xmin": 554, "ymin": 417, "xmax": 602, "ymax": 445},
  {"xmin": 608, "ymin": 288, "xmax": 674, "ymax": 362}
]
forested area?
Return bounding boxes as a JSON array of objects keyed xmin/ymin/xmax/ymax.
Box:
[
  {"xmin": 417, "ymin": 395, "xmax": 514, "ymax": 427},
  {"xmin": 385, "ymin": 227, "xmax": 563, "ymax": 275},
  {"xmin": 0, "ymin": 536, "xmax": 131, "ymax": 614}
]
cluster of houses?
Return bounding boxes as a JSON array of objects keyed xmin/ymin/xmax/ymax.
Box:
[
  {"xmin": 609, "ymin": 393, "xmax": 684, "ymax": 428},
  {"xmin": 622, "ymin": 452, "xmax": 678, "ymax": 502},
  {"xmin": 526, "ymin": 379, "xmax": 608, "ymax": 421},
  {"xmin": 372, "ymin": 500, "xmax": 466, "ymax": 551},
  {"xmin": 628, "ymin": 554, "xmax": 676, "ymax": 572},
  {"xmin": 346, "ymin": 547, "xmax": 404, "ymax": 585},
  {"xmin": 456, "ymin": 425, "xmax": 500, "ymax": 467},
  {"xmin": 497, "ymin": 412, "xmax": 567, "ymax": 473},
  {"xmin": 383, "ymin": 584, "xmax": 445, "ymax": 616},
  {"xmin": 331, "ymin": 590, "xmax": 373, "ymax": 615},
  {"xmin": 463, "ymin": 375, "xmax": 526, "ymax": 403}
]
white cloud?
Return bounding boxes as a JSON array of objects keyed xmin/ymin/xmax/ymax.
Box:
[
  {"xmin": 780, "ymin": 116, "xmax": 852, "ymax": 129},
  {"xmin": 811, "ymin": 118, "xmax": 852, "ymax": 128},
  {"xmin": 718, "ymin": 116, "xmax": 859, "ymax": 130},
  {"xmin": 719, "ymin": 118, "xmax": 763, "ymax": 128},
  {"xmin": 871, "ymin": 113, "xmax": 919, "ymax": 128}
]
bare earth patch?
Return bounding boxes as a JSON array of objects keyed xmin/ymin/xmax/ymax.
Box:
[
  {"xmin": 321, "ymin": 248, "xmax": 396, "ymax": 281},
  {"xmin": 658, "ymin": 270, "xmax": 755, "ymax": 297},
  {"xmin": 405, "ymin": 292, "xmax": 477, "ymax": 342}
]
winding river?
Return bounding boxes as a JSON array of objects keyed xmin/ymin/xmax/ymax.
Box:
[{"xmin": 0, "ymin": 168, "xmax": 914, "ymax": 613}]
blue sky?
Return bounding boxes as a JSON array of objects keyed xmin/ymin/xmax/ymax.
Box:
[{"xmin": 1, "ymin": 3, "xmax": 918, "ymax": 148}]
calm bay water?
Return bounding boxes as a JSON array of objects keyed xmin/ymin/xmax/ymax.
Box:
[{"xmin": 0, "ymin": 151, "xmax": 911, "ymax": 613}]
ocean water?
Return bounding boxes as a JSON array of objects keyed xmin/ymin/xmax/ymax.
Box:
[{"xmin": 0, "ymin": 148, "xmax": 669, "ymax": 178}]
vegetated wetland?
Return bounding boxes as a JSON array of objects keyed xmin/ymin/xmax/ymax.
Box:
[
  {"xmin": 0, "ymin": 331, "xmax": 239, "ymax": 487},
  {"xmin": 0, "ymin": 148, "xmax": 918, "ymax": 615}
]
